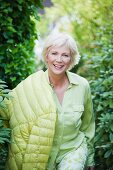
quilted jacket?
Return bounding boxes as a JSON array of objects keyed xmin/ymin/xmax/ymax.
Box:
[{"xmin": 0, "ymin": 70, "xmax": 57, "ymax": 170}]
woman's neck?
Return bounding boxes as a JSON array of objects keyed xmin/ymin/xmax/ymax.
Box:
[{"xmin": 48, "ymin": 71, "xmax": 68, "ymax": 88}]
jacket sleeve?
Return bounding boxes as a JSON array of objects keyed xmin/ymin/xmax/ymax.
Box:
[{"xmin": 80, "ymin": 81, "xmax": 95, "ymax": 167}]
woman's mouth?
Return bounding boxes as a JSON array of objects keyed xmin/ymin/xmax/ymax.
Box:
[{"xmin": 53, "ymin": 64, "xmax": 64, "ymax": 69}]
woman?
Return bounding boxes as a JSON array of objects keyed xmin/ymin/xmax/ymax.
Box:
[
  {"xmin": 43, "ymin": 32, "xmax": 95, "ymax": 170},
  {"xmin": 0, "ymin": 32, "xmax": 95, "ymax": 170}
]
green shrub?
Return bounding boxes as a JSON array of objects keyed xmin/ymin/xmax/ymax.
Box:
[
  {"xmin": 0, "ymin": 120, "xmax": 11, "ymax": 170},
  {"xmin": 89, "ymin": 25, "xmax": 113, "ymax": 170},
  {"xmin": 0, "ymin": 80, "xmax": 11, "ymax": 170},
  {"xmin": 0, "ymin": 0, "xmax": 44, "ymax": 89},
  {"xmin": 77, "ymin": 22, "xmax": 113, "ymax": 169}
]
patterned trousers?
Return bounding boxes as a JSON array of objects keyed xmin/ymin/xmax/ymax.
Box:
[{"xmin": 56, "ymin": 142, "xmax": 88, "ymax": 170}]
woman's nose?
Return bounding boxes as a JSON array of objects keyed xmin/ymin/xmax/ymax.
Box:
[{"xmin": 56, "ymin": 55, "xmax": 62, "ymax": 62}]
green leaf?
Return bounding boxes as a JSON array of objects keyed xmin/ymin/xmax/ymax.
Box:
[
  {"xmin": 104, "ymin": 150, "xmax": 112, "ymax": 158},
  {"xmin": 0, "ymin": 80, "xmax": 6, "ymax": 84},
  {"xmin": 0, "ymin": 96, "xmax": 3, "ymax": 102},
  {"xmin": 110, "ymin": 124, "xmax": 113, "ymax": 132},
  {"xmin": 109, "ymin": 100, "xmax": 113, "ymax": 108},
  {"xmin": 2, "ymin": 89, "xmax": 11, "ymax": 93},
  {"xmin": 109, "ymin": 133, "xmax": 113, "ymax": 142},
  {"xmin": 0, "ymin": 84, "xmax": 8, "ymax": 89}
]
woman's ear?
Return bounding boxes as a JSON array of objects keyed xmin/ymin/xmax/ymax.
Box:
[
  {"xmin": 44, "ymin": 54, "xmax": 49, "ymax": 66},
  {"xmin": 45, "ymin": 54, "xmax": 48, "ymax": 63},
  {"xmin": 45, "ymin": 47, "xmax": 50, "ymax": 63}
]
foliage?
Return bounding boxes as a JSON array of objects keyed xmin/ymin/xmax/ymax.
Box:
[
  {"xmin": 75, "ymin": 1, "xmax": 113, "ymax": 168},
  {"xmin": 0, "ymin": 120, "xmax": 11, "ymax": 170},
  {"xmin": 0, "ymin": 0, "xmax": 44, "ymax": 89},
  {"xmin": 37, "ymin": 0, "xmax": 113, "ymax": 50},
  {"xmin": 0, "ymin": 80, "xmax": 11, "ymax": 170},
  {"xmin": 0, "ymin": 80, "xmax": 11, "ymax": 108},
  {"xmin": 89, "ymin": 24, "xmax": 113, "ymax": 170}
]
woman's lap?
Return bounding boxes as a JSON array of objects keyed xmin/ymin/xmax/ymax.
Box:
[{"xmin": 56, "ymin": 142, "xmax": 88, "ymax": 170}]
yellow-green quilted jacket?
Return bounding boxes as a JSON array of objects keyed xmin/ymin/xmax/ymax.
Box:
[{"xmin": 0, "ymin": 70, "xmax": 57, "ymax": 170}]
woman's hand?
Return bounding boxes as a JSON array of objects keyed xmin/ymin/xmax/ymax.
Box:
[{"xmin": 85, "ymin": 167, "xmax": 95, "ymax": 170}]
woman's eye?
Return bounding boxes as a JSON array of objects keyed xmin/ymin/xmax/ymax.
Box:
[
  {"xmin": 52, "ymin": 52, "xmax": 57, "ymax": 55},
  {"xmin": 63, "ymin": 54, "xmax": 69, "ymax": 57}
]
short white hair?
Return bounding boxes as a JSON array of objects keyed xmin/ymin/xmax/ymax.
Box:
[{"xmin": 42, "ymin": 31, "xmax": 81, "ymax": 70}]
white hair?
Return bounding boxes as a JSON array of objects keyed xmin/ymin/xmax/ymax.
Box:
[{"xmin": 42, "ymin": 31, "xmax": 81, "ymax": 70}]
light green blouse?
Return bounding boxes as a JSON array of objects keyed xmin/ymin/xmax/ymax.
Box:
[{"xmin": 45, "ymin": 70, "xmax": 95, "ymax": 169}]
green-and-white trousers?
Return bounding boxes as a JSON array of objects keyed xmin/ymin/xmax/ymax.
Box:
[{"xmin": 56, "ymin": 142, "xmax": 88, "ymax": 170}]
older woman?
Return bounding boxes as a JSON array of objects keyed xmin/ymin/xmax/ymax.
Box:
[
  {"xmin": 0, "ymin": 32, "xmax": 95, "ymax": 170},
  {"xmin": 43, "ymin": 32, "xmax": 95, "ymax": 170}
]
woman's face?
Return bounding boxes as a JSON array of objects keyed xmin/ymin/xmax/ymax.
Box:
[{"xmin": 46, "ymin": 45, "xmax": 71, "ymax": 76}]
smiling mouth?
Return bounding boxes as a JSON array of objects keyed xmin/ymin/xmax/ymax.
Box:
[{"xmin": 53, "ymin": 64, "xmax": 64, "ymax": 69}]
